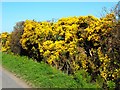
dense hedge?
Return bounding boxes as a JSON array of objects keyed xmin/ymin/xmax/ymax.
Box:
[{"xmin": 1, "ymin": 13, "xmax": 120, "ymax": 89}]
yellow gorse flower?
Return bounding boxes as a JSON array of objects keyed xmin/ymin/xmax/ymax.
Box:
[{"xmin": 18, "ymin": 13, "xmax": 119, "ymax": 81}]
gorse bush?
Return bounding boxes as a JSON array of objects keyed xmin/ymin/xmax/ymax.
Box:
[
  {"xmin": 1, "ymin": 32, "xmax": 11, "ymax": 52},
  {"xmin": 1, "ymin": 13, "xmax": 120, "ymax": 89},
  {"xmin": 103, "ymin": 21, "xmax": 120, "ymax": 89}
]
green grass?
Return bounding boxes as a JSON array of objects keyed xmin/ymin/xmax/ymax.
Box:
[{"xmin": 2, "ymin": 52, "xmax": 97, "ymax": 88}]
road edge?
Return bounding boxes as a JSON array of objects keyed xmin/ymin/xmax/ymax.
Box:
[{"xmin": 2, "ymin": 66, "xmax": 32, "ymax": 88}]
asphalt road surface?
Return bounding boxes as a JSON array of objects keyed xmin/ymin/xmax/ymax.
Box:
[
  {"xmin": 0, "ymin": 66, "xmax": 2, "ymax": 89},
  {"xmin": 0, "ymin": 66, "xmax": 31, "ymax": 89}
]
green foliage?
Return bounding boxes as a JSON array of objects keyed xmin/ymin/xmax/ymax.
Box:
[
  {"xmin": 95, "ymin": 75, "xmax": 104, "ymax": 88},
  {"xmin": 107, "ymin": 81, "xmax": 115, "ymax": 88},
  {"xmin": 73, "ymin": 69, "xmax": 98, "ymax": 88}
]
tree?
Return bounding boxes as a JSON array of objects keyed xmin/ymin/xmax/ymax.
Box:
[
  {"xmin": 10, "ymin": 21, "xmax": 27, "ymax": 55},
  {"xmin": 100, "ymin": 1, "xmax": 120, "ymax": 20},
  {"xmin": 118, "ymin": 1, "xmax": 120, "ymax": 20}
]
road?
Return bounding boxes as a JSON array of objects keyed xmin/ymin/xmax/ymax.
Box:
[
  {"xmin": 0, "ymin": 66, "xmax": 2, "ymax": 89},
  {"xmin": 0, "ymin": 66, "xmax": 31, "ymax": 89}
]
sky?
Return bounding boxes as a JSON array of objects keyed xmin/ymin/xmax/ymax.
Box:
[{"xmin": 2, "ymin": 2, "xmax": 118, "ymax": 33}]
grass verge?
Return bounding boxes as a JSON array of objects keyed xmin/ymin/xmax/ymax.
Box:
[{"xmin": 2, "ymin": 52, "xmax": 97, "ymax": 88}]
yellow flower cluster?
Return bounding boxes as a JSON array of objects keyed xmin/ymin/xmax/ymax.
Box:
[
  {"xmin": 97, "ymin": 47, "xmax": 110, "ymax": 80},
  {"xmin": 0, "ymin": 32, "xmax": 11, "ymax": 52},
  {"xmin": 19, "ymin": 13, "xmax": 119, "ymax": 79}
]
